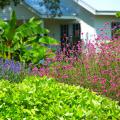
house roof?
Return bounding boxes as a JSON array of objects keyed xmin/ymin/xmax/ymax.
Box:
[{"xmin": 74, "ymin": 0, "xmax": 120, "ymax": 15}]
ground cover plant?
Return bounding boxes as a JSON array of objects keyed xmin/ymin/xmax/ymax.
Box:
[{"xmin": 0, "ymin": 76, "xmax": 120, "ymax": 120}]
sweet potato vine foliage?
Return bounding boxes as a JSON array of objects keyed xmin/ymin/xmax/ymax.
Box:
[{"xmin": 0, "ymin": 76, "xmax": 120, "ymax": 119}]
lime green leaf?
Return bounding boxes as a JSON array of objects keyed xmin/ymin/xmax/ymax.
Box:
[{"xmin": 39, "ymin": 36, "xmax": 59, "ymax": 45}]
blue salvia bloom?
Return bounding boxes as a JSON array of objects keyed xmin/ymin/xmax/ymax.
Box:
[
  {"xmin": 0, "ymin": 58, "xmax": 4, "ymax": 77},
  {"xmin": 15, "ymin": 61, "xmax": 21, "ymax": 73},
  {"xmin": 9, "ymin": 60, "xmax": 15, "ymax": 72},
  {"xmin": 3, "ymin": 62, "xmax": 9, "ymax": 70},
  {"xmin": 4, "ymin": 59, "xmax": 11, "ymax": 64},
  {"xmin": 0, "ymin": 59, "xmax": 20, "ymax": 74},
  {"xmin": 5, "ymin": 60, "xmax": 21, "ymax": 73},
  {"xmin": 0, "ymin": 58, "xmax": 28, "ymax": 82},
  {"xmin": 0, "ymin": 58, "xmax": 3, "ymax": 64}
]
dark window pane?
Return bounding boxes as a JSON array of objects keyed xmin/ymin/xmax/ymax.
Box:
[
  {"xmin": 73, "ymin": 23, "xmax": 81, "ymax": 43},
  {"xmin": 111, "ymin": 22, "xmax": 120, "ymax": 39},
  {"xmin": 60, "ymin": 24, "xmax": 69, "ymax": 38}
]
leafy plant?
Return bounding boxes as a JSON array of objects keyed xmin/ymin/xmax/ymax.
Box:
[
  {"xmin": 116, "ymin": 11, "xmax": 120, "ymax": 18},
  {"xmin": 0, "ymin": 10, "xmax": 59, "ymax": 64},
  {"xmin": 0, "ymin": 76, "xmax": 120, "ymax": 119}
]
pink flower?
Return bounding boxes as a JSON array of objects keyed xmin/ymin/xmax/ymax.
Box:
[
  {"xmin": 100, "ymin": 78, "xmax": 106, "ymax": 85},
  {"xmin": 62, "ymin": 65, "xmax": 73, "ymax": 70},
  {"xmin": 104, "ymin": 22, "xmax": 110, "ymax": 25},
  {"xmin": 92, "ymin": 75, "xmax": 98, "ymax": 83},
  {"xmin": 62, "ymin": 74, "xmax": 68, "ymax": 79},
  {"xmin": 81, "ymin": 32, "xmax": 84, "ymax": 35},
  {"xmin": 101, "ymin": 86, "xmax": 105, "ymax": 89},
  {"xmin": 103, "ymin": 89, "xmax": 107, "ymax": 93},
  {"xmin": 32, "ymin": 67, "xmax": 38, "ymax": 71},
  {"xmin": 111, "ymin": 83, "xmax": 117, "ymax": 88}
]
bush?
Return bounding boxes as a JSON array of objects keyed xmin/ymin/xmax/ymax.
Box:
[{"xmin": 0, "ymin": 76, "xmax": 120, "ymax": 119}]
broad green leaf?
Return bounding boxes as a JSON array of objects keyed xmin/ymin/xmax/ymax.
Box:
[{"xmin": 39, "ymin": 36, "xmax": 59, "ymax": 45}]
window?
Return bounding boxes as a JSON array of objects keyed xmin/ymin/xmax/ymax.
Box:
[
  {"xmin": 111, "ymin": 22, "xmax": 120, "ymax": 39},
  {"xmin": 73, "ymin": 23, "xmax": 81, "ymax": 43},
  {"xmin": 60, "ymin": 24, "xmax": 69, "ymax": 38}
]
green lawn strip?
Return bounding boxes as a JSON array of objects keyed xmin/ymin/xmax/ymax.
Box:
[{"xmin": 0, "ymin": 76, "xmax": 120, "ymax": 120}]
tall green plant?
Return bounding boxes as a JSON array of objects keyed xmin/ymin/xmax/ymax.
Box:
[
  {"xmin": 115, "ymin": 12, "xmax": 120, "ymax": 38},
  {"xmin": 0, "ymin": 10, "xmax": 59, "ymax": 64}
]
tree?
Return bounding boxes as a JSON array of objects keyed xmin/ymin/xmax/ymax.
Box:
[
  {"xmin": 0, "ymin": 0, "xmax": 62, "ymax": 16},
  {"xmin": 40, "ymin": 0, "xmax": 62, "ymax": 16},
  {"xmin": 0, "ymin": 0, "xmax": 21, "ymax": 9}
]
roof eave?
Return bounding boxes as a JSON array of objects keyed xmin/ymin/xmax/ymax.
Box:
[
  {"xmin": 96, "ymin": 12, "xmax": 116, "ymax": 16},
  {"xmin": 73, "ymin": 0, "xmax": 118, "ymax": 16},
  {"xmin": 20, "ymin": 1, "xmax": 41, "ymax": 18},
  {"xmin": 73, "ymin": 0, "xmax": 96, "ymax": 15}
]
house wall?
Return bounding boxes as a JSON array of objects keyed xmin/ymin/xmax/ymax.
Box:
[
  {"xmin": 44, "ymin": 19, "xmax": 60, "ymax": 41},
  {"xmin": 0, "ymin": 3, "xmax": 38, "ymax": 20},
  {"xmin": 44, "ymin": 19, "xmax": 77, "ymax": 41},
  {"xmin": 95, "ymin": 16, "xmax": 120, "ymax": 39},
  {"xmin": 65, "ymin": 0, "xmax": 96, "ymax": 43},
  {"xmin": 68, "ymin": 0, "xmax": 120, "ymax": 42},
  {"xmin": 1, "ymin": 0, "xmax": 119, "ymax": 44},
  {"xmin": 43, "ymin": 0, "xmax": 97, "ymax": 43}
]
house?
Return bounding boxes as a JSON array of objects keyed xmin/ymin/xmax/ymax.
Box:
[{"xmin": 0, "ymin": 0, "xmax": 120, "ymax": 45}]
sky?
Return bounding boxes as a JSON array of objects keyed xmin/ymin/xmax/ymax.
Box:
[{"xmin": 82, "ymin": 0, "xmax": 120, "ymax": 11}]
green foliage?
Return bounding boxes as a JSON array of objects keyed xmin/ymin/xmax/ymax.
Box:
[
  {"xmin": 40, "ymin": 0, "xmax": 62, "ymax": 16},
  {"xmin": 114, "ymin": 12, "xmax": 120, "ymax": 37},
  {"xmin": 0, "ymin": 0, "xmax": 20, "ymax": 9},
  {"xmin": 0, "ymin": 76, "xmax": 120, "ymax": 119},
  {"xmin": 0, "ymin": 0, "xmax": 61, "ymax": 16},
  {"xmin": 116, "ymin": 11, "xmax": 120, "ymax": 18},
  {"xmin": 0, "ymin": 11, "xmax": 59, "ymax": 64}
]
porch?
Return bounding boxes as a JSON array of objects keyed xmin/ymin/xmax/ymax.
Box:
[{"xmin": 43, "ymin": 18, "xmax": 81, "ymax": 42}]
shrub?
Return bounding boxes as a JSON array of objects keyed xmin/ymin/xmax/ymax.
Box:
[{"xmin": 0, "ymin": 76, "xmax": 120, "ymax": 119}]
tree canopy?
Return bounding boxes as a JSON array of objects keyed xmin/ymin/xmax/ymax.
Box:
[
  {"xmin": 0, "ymin": 0, "xmax": 22, "ymax": 9},
  {"xmin": 0, "ymin": 0, "xmax": 61, "ymax": 16}
]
